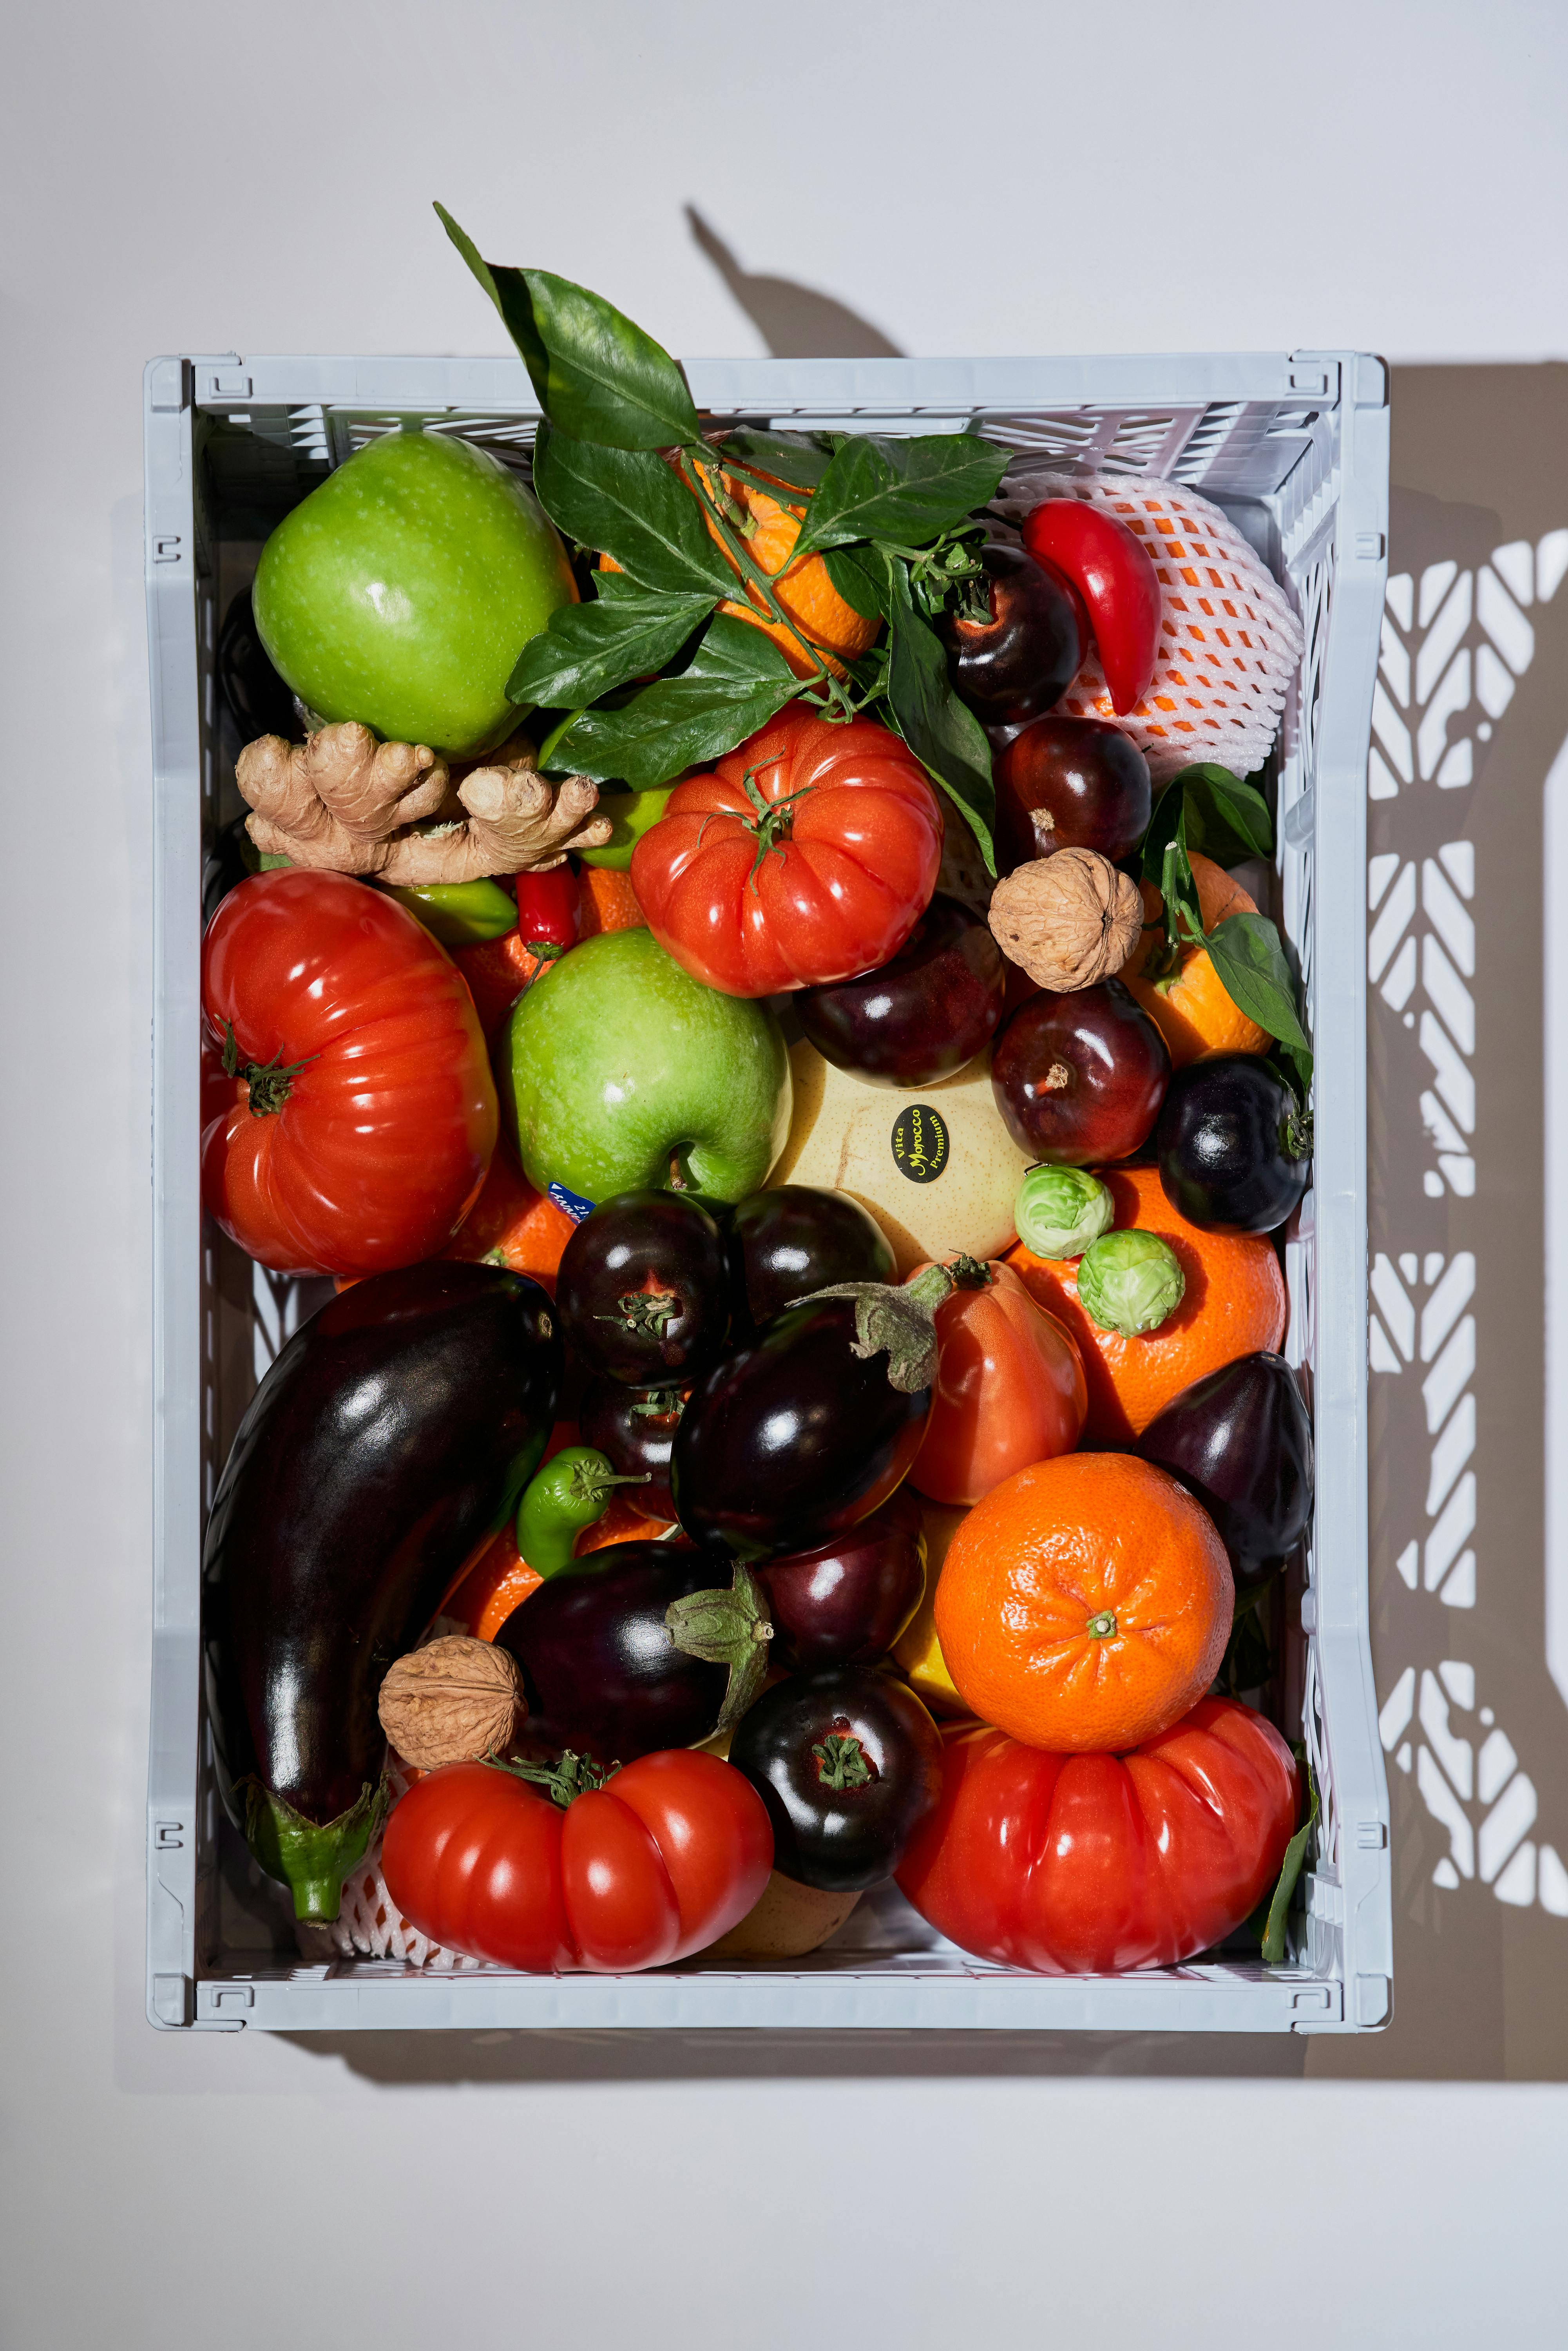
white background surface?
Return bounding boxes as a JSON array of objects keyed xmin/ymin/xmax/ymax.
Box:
[{"xmin": 3, "ymin": 3, "xmax": 1566, "ymax": 2343}]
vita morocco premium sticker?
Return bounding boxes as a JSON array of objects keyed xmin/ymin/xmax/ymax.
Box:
[{"xmin": 890, "ymin": 1103, "xmax": 949, "ymax": 1183}]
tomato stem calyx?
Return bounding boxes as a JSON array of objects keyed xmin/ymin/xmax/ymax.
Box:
[
  {"xmin": 221, "ymin": 1019, "xmax": 318, "ymax": 1118},
  {"xmin": 600, "ymin": 1288, "xmax": 680, "ymax": 1340},
  {"xmin": 492, "ymin": 1750, "xmax": 617, "ymax": 1808},
  {"xmin": 812, "ymin": 1732, "xmax": 873, "ymax": 1791}
]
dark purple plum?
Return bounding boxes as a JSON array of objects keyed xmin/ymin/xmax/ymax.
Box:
[
  {"xmin": 727, "ymin": 1185, "xmax": 894, "ymax": 1337},
  {"xmin": 753, "ymin": 1489, "xmax": 927, "ymax": 1667},
  {"xmin": 996, "ymin": 715, "xmax": 1153, "ymax": 872},
  {"xmin": 795, "ymin": 895, "xmax": 1006, "ymax": 1088},
  {"xmin": 939, "ymin": 543, "xmax": 1088, "ymax": 726},
  {"xmin": 1136, "ymin": 1352, "xmax": 1313, "ymax": 1583},
  {"xmin": 578, "ymin": 1378, "xmax": 688, "ymax": 1519},
  {"xmin": 556, "ymin": 1189, "xmax": 729, "ymax": 1384},
  {"xmin": 992, "ymin": 980, "xmax": 1170, "ymax": 1166},
  {"xmin": 728, "ymin": 1665, "xmax": 943, "ymax": 1891},
  {"xmin": 1156, "ymin": 1056, "xmax": 1312, "ymax": 1234}
]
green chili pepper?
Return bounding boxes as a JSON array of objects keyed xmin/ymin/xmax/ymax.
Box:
[
  {"xmin": 515, "ymin": 1445, "xmax": 649, "ymax": 1577},
  {"xmin": 577, "ymin": 786, "xmax": 676, "ymax": 872},
  {"xmin": 381, "ymin": 876, "xmax": 519, "ymax": 946}
]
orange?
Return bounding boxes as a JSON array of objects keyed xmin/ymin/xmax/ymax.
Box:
[
  {"xmin": 577, "ymin": 863, "xmax": 645, "ymax": 938},
  {"xmin": 439, "ymin": 1142, "xmax": 577, "ymax": 1291},
  {"xmin": 1006, "ymin": 1165, "xmax": 1286, "ymax": 1445},
  {"xmin": 1124, "ymin": 850, "xmax": 1271, "ymax": 1064},
  {"xmin": 449, "ymin": 1523, "xmax": 544, "ymax": 1643},
  {"xmin": 932, "ymin": 1452, "xmax": 1233, "ymax": 1752}
]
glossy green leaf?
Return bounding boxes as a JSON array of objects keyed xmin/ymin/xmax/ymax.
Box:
[
  {"xmin": 506, "ymin": 585, "xmax": 715, "ymax": 708},
  {"xmin": 793, "ymin": 432, "xmax": 1010, "ymax": 562},
  {"xmin": 1206, "ymin": 911, "xmax": 1311, "ymax": 1052},
  {"xmin": 436, "ymin": 205, "xmax": 702, "ymax": 451},
  {"xmin": 1174, "ymin": 761, "xmax": 1276, "ymax": 865},
  {"xmin": 1259, "ymin": 1761, "xmax": 1318, "ymax": 1967},
  {"xmin": 822, "ymin": 544, "xmax": 893, "ymax": 623},
  {"xmin": 884, "ymin": 565, "xmax": 996, "ymax": 872},
  {"xmin": 542, "ymin": 614, "xmax": 800, "ymax": 789},
  {"xmin": 531, "ymin": 425, "xmax": 734, "ymax": 598},
  {"xmin": 718, "ymin": 426, "xmax": 838, "ymax": 490}
]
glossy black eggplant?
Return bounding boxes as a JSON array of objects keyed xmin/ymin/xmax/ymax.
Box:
[
  {"xmin": 1156, "ymin": 1056, "xmax": 1311, "ymax": 1233},
  {"xmin": 672, "ymin": 1297, "xmax": 932, "ymax": 1554},
  {"xmin": 557, "ymin": 1189, "xmax": 730, "ymax": 1384},
  {"xmin": 496, "ymin": 1541, "xmax": 742, "ymax": 1761},
  {"xmin": 753, "ymin": 1489, "xmax": 927, "ymax": 1666},
  {"xmin": 795, "ymin": 897, "xmax": 1006, "ymax": 1089},
  {"xmin": 1136, "ymin": 1351, "xmax": 1313, "ymax": 1582},
  {"xmin": 578, "ymin": 1377, "xmax": 688, "ymax": 1519},
  {"xmin": 728, "ymin": 1666, "xmax": 944, "ymax": 1891},
  {"xmin": 726, "ymin": 1185, "xmax": 895, "ymax": 1338},
  {"xmin": 201, "ymin": 1262, "xmax": 561, "ymax": 1920}
]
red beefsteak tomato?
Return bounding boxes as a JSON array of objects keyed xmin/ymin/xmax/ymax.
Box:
[
  {"xmin": 202, "ymin": 869, "xmax": 497, "ymax": 1277},
  {"xmin": 896, "ymin": 1697, "xmax": 1298, "ymax": 1972},
  {"xmin": 630, "ymin": 703, "xmax": 943, "ymax": 996},
  {"xmin": 909, "ymin": 1257, "xmax": 1087, "ymax": 1508},
  {"xmin": 381, "ymin": 1750, "xmax": 773, "ymax": 1971}
]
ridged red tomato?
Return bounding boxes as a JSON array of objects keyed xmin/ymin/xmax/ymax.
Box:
[
  {"xmin": 381, "ymin": 1750, "xmax": 773, "ymax": 1971},
  {"xmin": 201, "ymin": 869, "xmax": 497, "ymax": 1277},
  {"xmin": 896, "ymin": 1698, "xmax": 1298, "ymax": 1974},
  {"xmin": 631, "ymin": 703, "xmax": 943, "ymax": 996},
  {"xmin": 909, "ymin": 1258, "xmax": 1087, "ymax": 1508}
]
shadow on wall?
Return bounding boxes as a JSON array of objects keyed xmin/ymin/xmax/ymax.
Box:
[{"xmin": 685, "ymin": 208, "xmax": 904, "ymax": 358}]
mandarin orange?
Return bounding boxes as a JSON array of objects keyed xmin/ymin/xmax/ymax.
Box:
[
  {"xmin": 1006, "ymin": 1165, "xmax": 1286, "ymax": 1444},
  {"xmin": 1125, "ymin": 849, "xmax": 1271, "ymax": 1063},
  {"xmin": 932, "ymin": 1452, "xmax": 1233, "ymax": 1752}
]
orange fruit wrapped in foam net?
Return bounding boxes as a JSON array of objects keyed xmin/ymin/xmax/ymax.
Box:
[{"xmin": 994, "ymin": 469, "xmax": 1305, "ymax": 782}]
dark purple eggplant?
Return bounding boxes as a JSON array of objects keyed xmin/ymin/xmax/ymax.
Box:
[
  {"xmin": 201, "ymin": 1262, "xmax": 561, "ymax": 1920},
  {"xmin": 578, "ymin": 1377, "xmax": 688, "ymax": 1518},
  {"xmin": 726, "ymin": 1184, "xmax": 895, "ymax": 1338},
  {"xmin": 557, "ymin": 1188, "xmax": 730, "ymax": 1384},
  {"xmin": 795, "ymin": 897, "xmax": 1006, "ymax": 1089},
  {"xmin": 673, "ymin": 1294, "xmax": 932, "ymax": 1554},
  {"xmin": 496, "ymin": 1541, "xmax": 753, "ymax": 1760},
  {"xmin": 1136, "ymin": 1351, "xmax": 1313, "ymax": 1582},
  {"xmin": 728, "ymin": 1665, "xmax": 944, "ymax": 1891},
  {"xmin": 753, "ymin": 1489, "xmax": 927, "ymax": 1666},
  {"xmin": 1156, "ymin": 1056, "xmax": 1311, "ymax": 1233}
]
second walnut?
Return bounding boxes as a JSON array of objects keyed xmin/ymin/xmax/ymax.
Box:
[{"xmin": 987, "ymin": 847, "xmax": 1144, "ymax": 993}]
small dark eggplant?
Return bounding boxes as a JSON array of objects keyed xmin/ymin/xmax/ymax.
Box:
[
  {"xmin": 726, "ymin": 1184, "xmax": 895, "ymax": 1338},
  {"xmin": 557, "ymin": 1188, "xmax": 730, "ymax": 1383},
  {"xmin": 673, "ymin": 1294, "xmax": 932, "ymax": 1554},
  {"xmin": 1156, "ymin": 1056, "xmax": 1311, "ymax": 1233},
  {"xmin": 578, "ymin": 1377, "xmax": 688, "ymax": 1519},
  {"xmin": 753, "ymin": 1489, "xmax": 927, "ymax": 1667},
  {"xmin": 728, "ymin": 1666, "xmax": 944, "ymax": 1891},
  {"xmin": 1136, "ymin": 1351, "xmax": 1313, "ymax": 1582},
  {"xmin": 202, "ymin": 1262, "xmax": 561, "ymax": 1919},
  {"xmin": 497, "ymin": 1541, "xmax": 765, "ymax": 1761}
]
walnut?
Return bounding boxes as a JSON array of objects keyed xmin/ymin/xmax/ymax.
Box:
[
  {"xmin": 987, "ymin": 848, "xmax": 1143, "ymax": 991},
  {"xmin": 237, "ymin": 722, "xmax": 612, "ymax": 882},
  {"xmin": 377, "ymin": 1635, "xmax": 523, "ymax": 1770}
]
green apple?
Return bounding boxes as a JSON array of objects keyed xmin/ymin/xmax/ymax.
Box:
[
  {"xmin": 505, "ymin": 929, "xmax": 791, "ymax": 1205},
  {"xmin": 253, "ymin": 428, "xmax": 578, "ymax": 757}
]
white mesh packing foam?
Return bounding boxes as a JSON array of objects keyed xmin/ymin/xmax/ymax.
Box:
[
  {"xmin": 295, "ymin": 1761, "xmax": 483, "ymax": 1971},
  {"xmin": 993, "ymin": 469, "xmax": 1305, "ymax": 783}
]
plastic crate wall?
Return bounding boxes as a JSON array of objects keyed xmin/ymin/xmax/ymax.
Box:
[{"xmin": 145, "ymin": 351, "xmax": 1391, "ymax": 2033}]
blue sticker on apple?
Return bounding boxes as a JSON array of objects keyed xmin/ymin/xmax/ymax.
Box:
[{"xmin": 547, "ymin": 1181, "xmax": 597, "ymax": 1224}]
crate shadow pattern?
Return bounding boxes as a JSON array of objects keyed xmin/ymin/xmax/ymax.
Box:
[{"xmin": 145, "ymin": 351, "xmax": 1391, "ymax": 2032}]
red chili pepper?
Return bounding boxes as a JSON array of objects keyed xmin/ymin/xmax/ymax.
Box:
[
  {"xmin": 1020, "ymin": 501, "xmax": 1162, "ymax": 716},
  {"xmin": 513, "ymin": 865, "xmax": 580, "ymax": 962}
]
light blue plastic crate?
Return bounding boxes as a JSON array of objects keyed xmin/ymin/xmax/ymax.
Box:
[{"xmin": 144, "ymin": 349, "xmax": 1391, "ymax": 2032}]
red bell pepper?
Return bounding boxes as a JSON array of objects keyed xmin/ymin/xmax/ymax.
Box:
[{"xmin": 1021, "ymin": 500, "xmax": 1162, "ymax": 715}]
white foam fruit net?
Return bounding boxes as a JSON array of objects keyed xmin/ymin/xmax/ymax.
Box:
[
  {"xmin": 992, "ymin": 469, "xmax": 1305, "ymax": 782},
  {"xmin": 295, "ymin": 1761, "xmax": 484, "ymax": 1969}
]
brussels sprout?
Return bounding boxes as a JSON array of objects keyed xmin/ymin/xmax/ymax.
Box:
[
  {"xmin": 1077, "ymin": 1230, "xmax": 1185, "ymax": 1337},
  {"xmin": 1015, "ymin": 1165, "xmax": 1114, "ymax": 1260}
]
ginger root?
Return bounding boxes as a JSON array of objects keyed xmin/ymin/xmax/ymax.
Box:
[
  {"xmin": 236, "ymin": 722, "xmax": 612, "ymax": 882},
  {"xmin": 988, "ymin": 848, "xmax": 1143, "ymax": 991}
]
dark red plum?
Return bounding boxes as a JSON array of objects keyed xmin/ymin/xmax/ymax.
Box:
[
  {"xmin": 996, "ymin": 715, "xmax": 1153, "ymax": 872},
  {"xmin": 992, "ymin": 980, "xmax": 1170, "ymax": 1166},
  {"xmin": 795, "ymin": 896, "xmax": 1005, "ymax": 1088},
  {"xmin": 1157, "ymin": 1057, "xmax": 1312, "ymax": 1234},
  {"xmin": 1136, "ymin": 1352, "xmax": 1313, "ymax": 1583},
  {"xmin": 556, "ymin": 1189, "xmax": 729, "ymax": 1384},
  {"xmin": 727, "ymin": 1185, "xmax": 894, "ymax": 1336},
  {"xmin": 939, "ymin": 543, "xmax": 1088, "ymax": 725},
  {"xmin": 753, "ymin": 1489, "xmax": 927, "ymax": 1667},
  {"xmin": 578, "ymin": 1378, "xmax": 688, "ymax": 1518}
]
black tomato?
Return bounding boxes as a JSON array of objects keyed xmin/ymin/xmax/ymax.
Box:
[
  {"xmin": 996, "ymin": 714, "xmax": 1153, "ymax": 872},
  {"xmin": 728, "ymin": 1666, "xmax": 944, "ymax": 1891},
  {"xmin": 795, "ymin": 895, "xmax": 1006, "ymax": 1089},
  {"xmin": 727, "ymin": 1185, "xmax": 895, "ymax": 1337},
  {"xmin": 578, "ymin": 1377, "xmax": 687, "ymax": 1520},
  {"xmin": 939, "ymin": 543, "xmax": 1088, "ymax": 726},
  {"xmin": 1155, "ymin": 1056, "xmax": 1312, "ymax": 1233},
  {"xmin": 991, "ymin": 979, "xmax": 1170, "ymax": 1166},
  {"xmin": 673, "ymin": 1298, "xmax": 931, "ymax": 1553},
  {"xmin": 496, "ymin": 1540, "xmax": 730, "ymax": 1761},
  {"xmin": 753, "ymin": 1489, "xmax": 927, "ymax": 1667},
  {"xmin": 556, "ymin": 1188, "xmax": 730, "ymax": 1384},
  {"xmin": 1137, "ymin": 1352, "xmax": 1313, "ymax": 1583}
]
